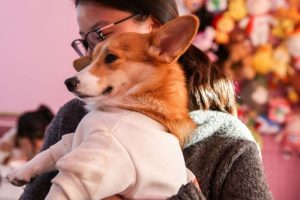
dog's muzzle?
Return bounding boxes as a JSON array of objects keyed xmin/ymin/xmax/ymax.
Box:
[{"xmin": 65, "ymin": 77, "xmax": 80, "ymax": 92}]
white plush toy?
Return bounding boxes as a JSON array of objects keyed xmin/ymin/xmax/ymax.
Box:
[{"xmin": 240, "ymin": 0, "xmax": 276, "ymax": 47}]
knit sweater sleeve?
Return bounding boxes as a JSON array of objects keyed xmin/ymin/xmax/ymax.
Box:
[
  {"xmin": 168, "ymin": 182, "xmax": 206, "ymax": 200},
  {"xmin": 19, "ymin": 99, "xmax": 87, "ymax": 200},
  {"xmin": 183, "ymin": 134, "xmax": 273, "ymax": 200},
  {"xmin": 220, "ymin": 142, "xmax": 273, "ymax": 200}
]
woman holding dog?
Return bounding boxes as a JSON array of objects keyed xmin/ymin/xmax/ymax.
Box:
[{"xmin": 20, "ymin": 0, "xmax": 272, "ymax": 199}]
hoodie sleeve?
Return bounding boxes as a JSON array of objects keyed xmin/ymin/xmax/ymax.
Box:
[
  {"xmin": 46, "ymin": 131, "xmax": 136, "ymax": 200},
  {"xmin": 49, "ymin": 133, "xmax": 74, "ymax": 162}
]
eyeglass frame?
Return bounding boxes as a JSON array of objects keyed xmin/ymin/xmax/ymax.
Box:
[{"xmin": 71, "ymin": 13, "xmax": 141, "ymax": 57}]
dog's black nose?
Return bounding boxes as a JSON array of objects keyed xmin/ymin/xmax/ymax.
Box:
[{"xmin": 64, "ymin": 77, "xmax": 79, "ymax": 92}]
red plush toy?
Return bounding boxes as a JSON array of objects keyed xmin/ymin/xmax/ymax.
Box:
[{"xmin": 276, "ymin": 110, "xmax": 300, "ymax": 157}]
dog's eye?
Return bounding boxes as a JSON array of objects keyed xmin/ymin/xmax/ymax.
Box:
[{"xmin": 105, "ymin": 54, "xmax": 119, "ymax": 64}]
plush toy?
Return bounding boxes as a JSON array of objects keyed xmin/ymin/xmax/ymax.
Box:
[
  {"xmin": 272, "ymin": 45, "xmax": 291, "ymax": 80},
  {"xmin": 288, "ymin": 68, "xmax": 300, "ymax": 94},
  {"xmin": 287, "ymin": 87, "xmax": 299, "ymax": 104},
  {"xmin": 237, "ymin": 104, "xmax": 255, "ymax": 124},
  {"xmin": 224, "ymin": 31, "xmax": 256, "ymax": 81},
  {"xmin": 192, "ymin": 26, "xmax": 216, "ymax": 51},
  {"xmin": 176, "ymin": 0, "xmax": 191, "ymax": 15},
  {"xmin": 252, "ymin": 44, "xmax": 274, "ymax": 75},
  {"xmin": 271, "ymin": 0, "xmax": 299, "ymax": 39},
  {"xmin": 287, "ymin": 29, "xmax": 300, "ymax": 70},
  {"xmin": 206, "ymin": 0, "xmax": 228, "ymax": 12},
  {"xmin": 213, "ymin": 14, "xmax": 235, "ymax": 44},
  {"xmin": 271, "ymin": 0, "xmax": 288, "ymax": 10},
  {"xmin": 239, "ymin": 80, "xmax": 269, "ymax": 113},
  {"xmin": 268, "ymin": 97, "xmax": 291, "ymax": 124},
  {"xmin": 272, "ymin": 18, "xmax": 295, "ymax": 39},
  {"xmin": 192, "ymin": 26, "xmax": 219, "ymax": 62},
  {"xmin": 276, "ymin": 111, "xmax": 300, "ymax": 157},
  {"xmin": 276, "ymin": 0, "xmax": 300, "ymax": 25},
  {"xmin": 237, "ymin": 104, "xmax": 263, "ymax": 147},
  {"xmin": 255, "ymin": 115, "xmax": 281, "ymax": 135},
  {"xmin": 183, "ymin": 0, "xmax": 204, "ymax": 13},
  {"xmin": 227, "ymin": 0, "xmax": 247, "ymax": 21},
  {"xmin": 240, "ymin": 0, "xmax": 276, "ymax": 46}
]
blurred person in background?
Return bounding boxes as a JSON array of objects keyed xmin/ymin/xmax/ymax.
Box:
[
  {"xmin": 0, "ymin": 105, "xmax": 54, "ymax": 166},
  {"xmin": 0, "ymin": 105, "xmax": 53, "ymax": 200}
]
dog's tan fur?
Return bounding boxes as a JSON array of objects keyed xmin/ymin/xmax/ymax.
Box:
[{"xmin": 73, "ymin": 16, "xmax": 199, "ymax": 146}]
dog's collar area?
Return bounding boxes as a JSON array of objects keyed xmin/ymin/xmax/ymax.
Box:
[{"xmin": 102, "ymin": 86, "xmax": 113, "ymax": 95}]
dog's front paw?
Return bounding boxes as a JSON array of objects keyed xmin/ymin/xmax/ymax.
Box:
[{"xmin": 6, "ymin": 166, "xmax": 34, "ymax": 186}]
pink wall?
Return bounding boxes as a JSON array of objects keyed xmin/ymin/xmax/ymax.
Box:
[
  {"xmin": 0, "ymin": 0, "xmax": 80, "ymax": 113},
  {"xmin": 262, "ymin": 135, "xmax": 300, "ymax": 200}
]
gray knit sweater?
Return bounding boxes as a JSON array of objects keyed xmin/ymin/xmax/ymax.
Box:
[{"xmin": 19, "ymin": 99, "xmax": 272, "ymax": 200}]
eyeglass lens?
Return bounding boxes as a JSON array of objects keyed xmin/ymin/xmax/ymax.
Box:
[
  {"xmin": 72, "ymin": 40, "xmax": 87, "ymax": 57},
  {"xmin": 86, "ymin": 31, "xmax": 104, "ymax": 49},
  {"xmin": 72, "ymin": 14, "xmax": 139, "ymax": 57},
  {"xmin": 72, "ymin": 31, "xmax": 104, "ymax": 56}
]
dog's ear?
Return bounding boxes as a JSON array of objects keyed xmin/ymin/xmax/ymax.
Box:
[
  {"xmin": 149, "ymin": 15, "xmax": 199, "ymax": 63},
  {"xmin": 73, "ymin": 56, "xmax": 92, "ymax": 72}
]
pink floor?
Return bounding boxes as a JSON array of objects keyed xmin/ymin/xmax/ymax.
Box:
[{"xmin": 262, "ymin": 135, "xmax": 300, "ymax": 200}]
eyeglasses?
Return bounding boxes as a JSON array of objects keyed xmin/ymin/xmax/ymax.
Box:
[{"xmin": 71, "ymin": 13, "xmax": 140, "ymax": 57}]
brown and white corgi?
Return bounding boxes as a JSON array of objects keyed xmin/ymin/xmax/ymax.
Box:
[{"xmin": 66, "ymin": 15, "xmax": 199, "ymax": 145}]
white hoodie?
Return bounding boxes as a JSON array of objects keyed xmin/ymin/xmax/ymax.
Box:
[{"xmin": 47, "ymin": 107, "xmax": 188, "ymax": 200}]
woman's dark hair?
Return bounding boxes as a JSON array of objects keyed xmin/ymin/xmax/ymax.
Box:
[
  {"xmin": 74, "ymin": 0, "xmax": 236, "ymax": 114},
  {"xmin": 74, "ymin": 0, "xmax": 179, "ymax": 24}
]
